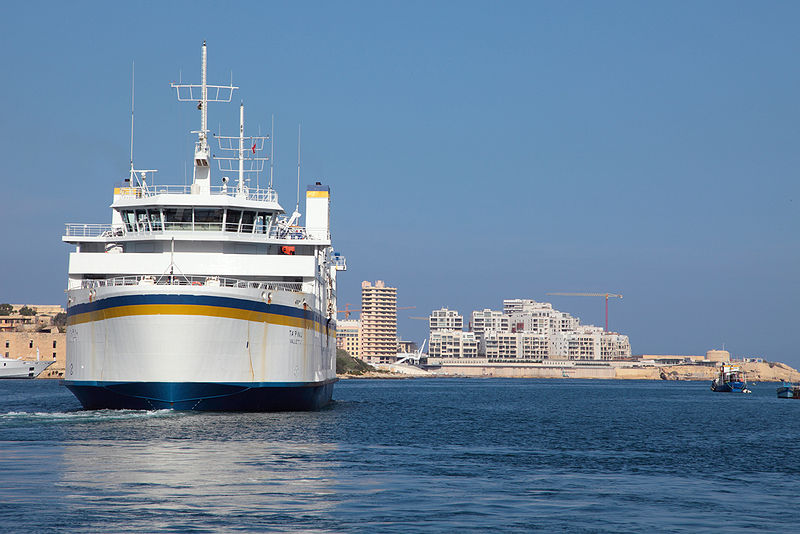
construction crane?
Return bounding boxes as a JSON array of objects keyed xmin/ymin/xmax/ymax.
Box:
[
  {"xmin": 337, "ymin": 304, "xmax": 416, "ymax": 320},
  {"xmin": 546, "ymin": 292, "xmax": 623, "ymax": 332},
  {"xmin": 337, "ymin": 303, "xmax": 360, "ymax": 320}
]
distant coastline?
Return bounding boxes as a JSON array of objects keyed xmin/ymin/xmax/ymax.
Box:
[{"xmin": 338, "ymin": 360, "xmax": 800, "ymax": 382}]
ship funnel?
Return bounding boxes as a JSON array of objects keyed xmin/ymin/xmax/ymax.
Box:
[{"xmin": 305, "ymin": 183, "xmax": 330, "ymax": 240}]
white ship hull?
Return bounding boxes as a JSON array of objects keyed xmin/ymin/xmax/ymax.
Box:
[
  {"xmin": 0, "ymin": 358, "xmax": 54, "ymax": 379},
  {"xmin": 64, "ymin": 285, "xmax": 336, "ymax": 410}
]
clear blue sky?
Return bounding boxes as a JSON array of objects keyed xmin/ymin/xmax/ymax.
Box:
[{"xmin": 1, "ymin": 2, "xmax": 798, "ymax": 366}]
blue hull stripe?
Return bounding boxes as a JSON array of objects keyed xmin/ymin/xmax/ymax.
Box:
[
  {"xmin": 67, "ymin": 294, "xmax": 328, "ymax": 327},
  {"xmin": 63, "ymin": 379, "xmax": 337, "ymax": 412}
]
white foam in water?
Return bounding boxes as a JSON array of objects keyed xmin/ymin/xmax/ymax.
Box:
[{"xmin": 0, "ymin": 409, "xmax": 178, "ymax": 422}]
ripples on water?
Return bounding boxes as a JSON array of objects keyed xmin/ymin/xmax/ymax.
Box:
[{"xmin": 0, "ymin": 379, "xmax": 797, "ymax": 532}]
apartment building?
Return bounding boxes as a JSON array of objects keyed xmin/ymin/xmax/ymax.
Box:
[
  {"xmin": 429, "ymin": 330, "xmax": 479, "ymax": 359},
  {"xmin": 429, "ymin": 298, "xmax": 631, "ymax": 362},
  {"xmin": 359, "ymin": 280, "xmax": 397, "ymax": 364},
  {"xmin": 429, "ymin": 308, "xmax": 463, "ymax": 331},
  {"xmin": 336, "ymin": 319, "xmax": 361, "ymax": 357},
  {"xmin": 470, "ymin": 309, "xmax": 509, "ymax": 341}
]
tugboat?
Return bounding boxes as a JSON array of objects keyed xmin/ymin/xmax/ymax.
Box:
[
  {"xmin": 711, "ymin": 364, "xmax": 751, "ymax": 393},
  {"xmin": 777, "ymin": 382, "xmax": 799, "ymax": 399}
]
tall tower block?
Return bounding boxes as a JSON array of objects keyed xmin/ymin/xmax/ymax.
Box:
[{"xmin": 360, "ymin": 280, "xmax": 398, "ymax": 364}]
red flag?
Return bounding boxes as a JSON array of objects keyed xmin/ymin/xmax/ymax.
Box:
[{"xmin": 252, "ymin": 142, "xmax": 256, "ymax": 154}]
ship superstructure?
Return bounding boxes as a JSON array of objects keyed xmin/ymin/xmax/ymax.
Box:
[{"xmin": 62, "ymin": 42, "xmax": 344, "ymax": 410}]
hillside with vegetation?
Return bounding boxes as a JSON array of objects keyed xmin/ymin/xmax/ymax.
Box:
[{"xmin": 336, "ymin": 349, "xmax": 376, "ymax": 375}]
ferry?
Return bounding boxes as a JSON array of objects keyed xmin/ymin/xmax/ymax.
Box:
[
  {"xmin": 62, "ymin": 42, "xmax": 344, "ymax": 411},
  {"xmin": 710, "ymin": 364, "xmax": 750, "ymax": 393}
]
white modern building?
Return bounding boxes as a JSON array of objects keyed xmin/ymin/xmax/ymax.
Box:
[
  {"xmin": 429, "ymin": 308, "xmax": 463, "ymax": 331},
  {"xmin": 429, "ymin": 330, "xmax": 479, "ymax": 359},
  {"xmin": 471, "ymin": 309, "xmax": 509, "ymax": 341},
  {"xmin": 428, "ymin": 299, "xmax": 631, "ymax": 362}
]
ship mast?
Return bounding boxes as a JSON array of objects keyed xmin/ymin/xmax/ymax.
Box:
[
  {"xmin": 238, "ymin": 102, "xmax": 245, "ymax": 194},
  {"xmin": 171, "ymin": 41, "xmax": 237, "ymax": 195},
  {"xmin": 201, "ymin": 42, "xmax": 208, "ymax": 149},
  {"xmin": 213, "ymin": 102, "xmax": 269, "ymax": 197}
]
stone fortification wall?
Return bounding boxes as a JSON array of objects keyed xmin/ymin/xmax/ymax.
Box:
[{"xmin": 430, "ymin": 363, "xmax": 617, "ymax": 379}]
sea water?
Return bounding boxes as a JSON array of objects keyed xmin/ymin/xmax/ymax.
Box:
[{"xmin": 0, "ymin": 378, "xmax": 797, "ymax": 532}]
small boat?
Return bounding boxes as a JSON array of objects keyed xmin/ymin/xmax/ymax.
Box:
[
  {"xmin": 777, "ymin": 382, "xmax": 800, "ymax": 399},
  {"xmin": 711, "ymin": 365, "xmax": 751, "ymax": 393},
  {"xmin": 0, "ymin": 356, "xmax": 54, "ymax": 379}
]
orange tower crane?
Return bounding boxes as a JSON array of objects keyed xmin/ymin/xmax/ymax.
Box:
[{"xmin": 546, "ymin": 292, "xmax": 623, "ymax": 332}]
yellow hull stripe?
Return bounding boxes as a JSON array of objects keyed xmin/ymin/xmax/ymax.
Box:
[{"xmin": 67, "ymin": 304, "xmax": 334, "ymax": 335}]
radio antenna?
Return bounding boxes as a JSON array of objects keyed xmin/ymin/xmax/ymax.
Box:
[
  {"xmin": 295, "ymin": 123, "xmax": 301, "ymax": 213},
  {"xmin": 269, "ymin": 114, "xmax": 275, "ymax": 191},
  {"xmin": 126, "ymin": 60, "xmax": 157, "ymax": 191},
  {"xmin": 129, "ymin": 61, "xmax": 136, "ymax": 186}
]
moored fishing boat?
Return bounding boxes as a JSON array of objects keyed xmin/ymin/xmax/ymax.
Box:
[
  {"xmin": 710, "ymin": 364, "xmax": 750, "ymax": 393},
  {"xmin": 777, "ymin": 382, "xmax": 799, "ymax": 399},
  {"xmin": 62, "ymin": 42, "xmax": 345, "ymax": 411}
]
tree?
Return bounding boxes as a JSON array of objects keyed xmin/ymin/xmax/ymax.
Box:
[
  {"xmin": 53, "ymin": 313, "xmax": 67, "ymax": 327},
  {"xmin": 0, "ymin": 303, "xmax": 12, "ymax": 316},
  {"xmin": 18, "ymin": 306, "xmax": 36, "ymax": 316}
]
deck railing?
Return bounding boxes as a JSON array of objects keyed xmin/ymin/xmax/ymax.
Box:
[
  {"xmin": 116, "ymin": 185, "xmax": 279, "ymax": 202},
  {"xmin": 80, "ymin": 275, "xmax": 303, "ymax": 292},
  {"xmin": 64, "ymin": 223, "xmax": 327, "ymax": 240},
  {"xmin": 64, "ymin": 224, "xmax": 124, "ymax": 238}
]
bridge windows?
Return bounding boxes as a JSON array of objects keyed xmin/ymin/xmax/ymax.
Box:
[
  {"xmin": 240, "ymin": 211, "xmax": 255, "ymax": 233},
  {"xmin": 123, "ymin": 211, "xmax": 136, "ymax": 233},
  {"xmin": 118, "ymin": 207, "xmax": 277, "ymax": 234},
  {"xmin": 226, "ymin": 209, "xmax": 242, "ymax": 232},
  {"xmin": 136, "ymin": 210, "xmax": 150, "ymax": 232},
  {"xmin": 163, "ymin": 208, "xmax": 193, "ymax": 230},
  {"xmin": 193, "ymin": 209, "xmax": 223, "ymax": 231},
  {"xmin": 149, "ymin": 210, "xmax": 164, "ymax": 231}
]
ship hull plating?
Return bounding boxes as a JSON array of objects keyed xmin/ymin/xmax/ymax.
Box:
[
  {"xmin": 64, "ymin": 287, "xmax": 337, "ymax": 411},
  {"xmin": 65, "ymin": 380, "xmax": 335, "ymax": 411}
]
